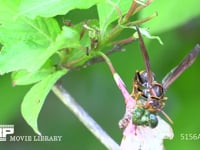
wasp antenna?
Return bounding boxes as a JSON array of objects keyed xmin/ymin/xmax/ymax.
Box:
[
  {"xmin": 160, "ymin": 110, "xmax": 174, "ymax": 124},
  {"xmin": 136, "ymin": 26, "xmax": 153, "ymax": 87}
]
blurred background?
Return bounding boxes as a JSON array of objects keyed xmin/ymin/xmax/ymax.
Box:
[{"xmin": 1, "ymin": 1, "xmax": 200, "ymax": 150}]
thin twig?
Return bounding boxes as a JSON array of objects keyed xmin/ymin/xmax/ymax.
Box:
[
  {"xmin": 124, "ymin": 0, "xmax": 137, "ymax": 20},
  {"xmin": 52, "ymin": 83, "xmax": 120, "ymax": 150},
  {"xmin": 112, "ymin": 36, "xmax": 135, "ymax": 46},
  {"xmin": 133, "ymin": 0, "xmax": 153, "ymax": 15},
  {"xmin": 126, "ymin": 12, "xmax": 158, "ymax": 27}
]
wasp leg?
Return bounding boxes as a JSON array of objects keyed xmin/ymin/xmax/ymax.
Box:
[{"xmin": 130, "ymin": 84, "xmax": 143, "ymax": 100}]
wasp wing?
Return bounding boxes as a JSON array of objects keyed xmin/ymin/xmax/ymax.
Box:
[{"xmin": 162, "ymin": 44, "xmax": 200, "ymax": 90}]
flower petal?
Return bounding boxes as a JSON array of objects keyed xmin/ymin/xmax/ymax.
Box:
[{"xmin": 120, "ymin": 117, "xmax": 174, "ymax": 150}]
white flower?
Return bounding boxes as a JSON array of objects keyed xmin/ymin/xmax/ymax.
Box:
[{"xmin": 120, "ymin": 117, "xmax": 174, "ymax": 150}]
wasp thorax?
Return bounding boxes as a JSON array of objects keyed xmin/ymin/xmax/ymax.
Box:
[
  {"xmin": 152, "ymin": 82, "xmax": 164, "ymax": 98},
  {"xmin": 133, "ymin": 70, "xmax": 155, "ymax": 99},
  {"xmin": 134, "ymin": 70, "xmax": 165, "ymax": 99},
  {"xmin": 136, "ymin": 70, "xmax": 155, "ymax": 87}
]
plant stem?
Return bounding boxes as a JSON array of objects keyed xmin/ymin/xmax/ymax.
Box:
[
  {"xmin": 99, "ymin": 0, "xmax": 153, "ymax": 46},
  {"xmin": 100, "ymin": 24, "xmax": 123, "ymax": 46},
  {"xmin": 133, "ymin": 0, "xmax": 153, "ymax": 15},
  {"xmin": 52, "ymin": 83, "xmax": 120, "ymax": 150},
  {"xmin": 126, "ymin": 12, "xmax": 158, "ymax": 26},
  {"xmin": 97, "ymin": 51, "xmax": 116, "ymax": 74},
  {"xmin": 124, "ymin": 0, "xmax": 137, "ymax": 20}
]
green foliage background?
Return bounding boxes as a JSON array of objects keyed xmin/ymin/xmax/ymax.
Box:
[{"xmin": 0, "ymin": 0, "xmax": 200, "ymax": 149}]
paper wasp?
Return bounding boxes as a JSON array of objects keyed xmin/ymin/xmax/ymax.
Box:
[{"xmin": 128, "ymin": 26, "xmax": 200, "ymax": 128}]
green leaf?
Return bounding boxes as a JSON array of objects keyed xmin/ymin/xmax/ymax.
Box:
[
  {"xmin": 16, "ymin": 0, "xmax": 103, "ymax": 19},
  {"xmin": 21, "ymin": 69, "xmax": 67, "ymax": 135},
  {"xmin": 97, "ymin": 0, "xmax": 132, "ymax": 36},
  {"xmin": 0, "ymin": 0, "xmax": 21, "ymax": 23},
  {"xmin": 64, "ymin": 48, "xmax": 92, "ymax": 68},
  {"xmin": 11, "ymin": 61, "xmax": 56, "ymax": 86},
  {"xmin": 0, "ymin": 17, "xmax": 58, "ymax": 74},
  {"xmin": 0, "ymin": 17, "xmax": 80, "ymax": 74},
  {"xmin": 140, "ymin": 1, "xmax": 200, "ymax": 33},
  {"xmin": 54, "ymin": 26, "xmax": 81, "ymax": 49}
]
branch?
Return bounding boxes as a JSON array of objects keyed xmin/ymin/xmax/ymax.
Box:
[
  {"xmin": 51, "ymin": 83, "xmax": 120, "ymax": 150},
  {"xmin": 72, "ymin": 37, "xmax": 135, "ymax": 71}
]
